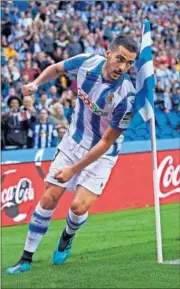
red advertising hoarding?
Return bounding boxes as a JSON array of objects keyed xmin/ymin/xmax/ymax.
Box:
[{"xmin": 1, "ymin": 150, "xmax": 179, "ymax": 227}]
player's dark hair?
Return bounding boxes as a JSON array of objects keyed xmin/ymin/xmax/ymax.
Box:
[{"xmin": 109, "ymin": 34, "xmax": 138, "ymax": 53}]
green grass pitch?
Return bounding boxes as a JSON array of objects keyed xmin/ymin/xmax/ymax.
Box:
[{"xmin": 2, "ymin": 203, "xmax": 180, "ymax": 288}]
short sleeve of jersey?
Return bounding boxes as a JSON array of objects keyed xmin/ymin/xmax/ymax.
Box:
[
  {"xmin": 109, "ymin": 78, "xmax": 136, "ymax": 131},
  {"xmin": 63, "ymin": 54, "xmax": 91, "ymax": 75}
]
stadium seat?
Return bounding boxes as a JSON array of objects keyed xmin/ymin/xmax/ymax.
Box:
[
  {"xmin": 124, "ymin": 128, "xmax": 136, "ymax": 140},
  {"xmin": 167, "ymin": 111, "xmax": 180, "ymax": 129},
  {"xmin": 136, "ymin": 128, "xmax": 149, "ymax": 137},
  {"xmin": 155, "ymin": 109, "xmax": 169, "ymax": 127},
  {"xmin": 158, "ymin": 126, "xmax": 173, "ymax": 139},
  {"xmin": 134, "ymin": 135, "xmax": 146, "ymax": 140},
  {"xmin": 155, "ymin": 126, "xmax": 161, "ymax": 139},
  {"xmin": 172, "ymin": 129, "xmax": 180, "ymax": 138}
]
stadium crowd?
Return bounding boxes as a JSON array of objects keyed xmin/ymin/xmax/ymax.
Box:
[{"xmin": 1, "ymin": 0, "xmax": 180, "ymax": 150}]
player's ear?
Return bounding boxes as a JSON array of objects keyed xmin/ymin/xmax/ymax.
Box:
[{"xmin": 105, "ymin": 49, "xmax": 111, "ymax": 59}]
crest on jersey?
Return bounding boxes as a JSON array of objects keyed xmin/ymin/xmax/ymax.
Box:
[{"xmin": 106, "ymin": 93, "xmax": 114, "ymax": 104}]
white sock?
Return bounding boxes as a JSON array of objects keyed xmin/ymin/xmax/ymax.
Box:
[
  {"xmin": 24, "ymin": 203, "xmax": 54, "ymax": 253},
  {"xmin": 66, "ymin": 208, "xmax": 88, "ymax": 235}
]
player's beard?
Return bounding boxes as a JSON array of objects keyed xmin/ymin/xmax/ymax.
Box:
[
  {"xmin": 109, "ymin": 69, "xmax": 123, "ymax": 80},
  {"xmin": 102, "ymin": 61, "xmax": 122, "ymax": 81}
]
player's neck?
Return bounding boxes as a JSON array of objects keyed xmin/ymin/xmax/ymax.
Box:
[
  {"xmin": 101, "ymin": 62, "xmax": 116, "ymax": 83},
  {"xmin": 101, "ymin": 62, "xmax": 111, "ymax": 82}
]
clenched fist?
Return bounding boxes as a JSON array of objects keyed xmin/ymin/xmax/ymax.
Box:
[
  {"xmin": 54, "ymin": 167, "xmax": 75, "ymax": 183},
  {"xmin": 21, "ymin": 83, "xmax": 38, "ymax": 97}
]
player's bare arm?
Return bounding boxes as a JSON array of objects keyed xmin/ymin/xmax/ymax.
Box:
[
  {"xmin": 54, "ymin": 127, "xmax": 122, "ymax": 183},
  {"xmin": 21, "ymin": 61, "xmax": 65, "ymax": 96}
]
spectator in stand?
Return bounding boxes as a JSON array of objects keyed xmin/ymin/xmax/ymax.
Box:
[
  {"xmin": 52, "ymin": 47, "xmax": 63, "ymax": 62},
  {"xmin": 7, "ymin": 23, "xmax": 26, "ymax": 52},
  {"xmin": 20, "ymin": 11, "xmax": 33, "ymax": 30},
  {"xmin": 1, "ymin": 95, "xmax": 33, "ymax": 149},
  {"xmin": 163, "ymin": 86, "xmax": 172, "ymax": 113},
  {"xmin": 35, "ymin": 51, "xmax": 50, "ymax": 71},
  {"xmin": 61, "ymin": 49, "xmax": 69, "ymax": 60},
  {"xmin": 16, "ymin": 72, "xmax": 31, "ymax": 95},
  {"xmin": 18, "ymin": 42, "xmax": 30, "ymax": 69},
  {"xmin": 154, "ymin": 80, "xmax": 165, "ymax": 105},
  {"xmin": 29, "ymin": 33, "xmax": 44, "ymax": 56},
  {"xmin": 155, "ymin": 61, "xmax": 171, "ymax": 89},
  {"xmin": 7, "ymin": 95, "xmax": 21, "ymax": 113},
  {"xmin": 67, "ymin": 35, "xmax": 83, "ymax": 57},
  {"xmin": 56, "ymin": 124, "xmax": 68, "ymax": 143},
  {"xmin": 172, "ymin": 87, "xmax": 180, "ymax": 111},
  {"xmin": 59, "ymin": 90, "xmax": 76, "ymax": 123},
  {"xmin": 9, "ymin": 5, "xmax": 20, "ymax": 26},
  {"xmin": 4, "ymin": 41, "xmax": 18, "ymax": 60},
  {"xmin": 48, "ymin": 102, "xmax": 69, "ymax": 127},
  {"xmin": 42, "ymin": 30, "xmax": 55, "ymax": 57},
  {"xmin": 28, "ymin": 108, "xmax": 58, "ymax": 148},
  {"xmin": 56, "ymin": 72, "xmax": 71, "ymax": 95},
  {"xmin": 2, "ymin": 35, "xmax": 8, "ymax": 51},
  {"xmin": 18, "ymin": 12, "xmax": 26, "ymax": 28},
  {"xmin": 48, "ymin": 85, "xmax": 60, "ymax": 103},
  {"xmin": 169, "ymin": 64, "xmax": 179, "ymax": 87},
  {"xmin": 20, "ymin": 60, "xmax": 40, "ymax": 82},
  {"xmin": 3, "ymin": 86, "xmax": 17, "ymax": 105},
  {"xmin": 1, "ymin": 96, "xmax": 8, "ymax": 117},
  {"xmin": 1, "ymin": 6, "xmax": 12, "ymax": 38},
  {"xmin": 21, "ymin": 95, "xmax": 37, "ymax": 122},
  {"xmin": 54, "ymin": 31, "xmax": 69, "ymax": 50},
  {"xmin": 23, "ymin": 24, "xmax": 34, "ymax": 47},
  {"xmin": 2, "ymin": 59, "xmax": 21, "ymax": 87},
  {"xmin": 36, "ymin": 91, "xmax": 52, "ymax": 111}
]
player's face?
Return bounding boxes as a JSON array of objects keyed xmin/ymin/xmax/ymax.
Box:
[{"xmin": 104, "ymin": 45, "xmax": 137, "ymax": 81}]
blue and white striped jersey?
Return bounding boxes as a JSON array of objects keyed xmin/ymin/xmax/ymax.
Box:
[
  {"xmin": 35, "ymin": 99, "xmax": 52, "ymax": 112},
  {"xmin": 28, "ymin": 122, "xmax": 58, "ymax": 149},
  {"xmin": 62, "ymin": 54, "xmax": 136, "ymax": 156}
]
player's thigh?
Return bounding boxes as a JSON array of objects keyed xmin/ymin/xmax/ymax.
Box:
[
  {"xmin": 43, "ymin": 145, "xmax": 76, "ymax": 208},
  {"xmin": 45, "ymin": 145, "xmax": 76, "ymax": 188},
  {"xmin": 40, "ymin": 182, "xmax": 66, "ymax": 209},
  {"xmin": 77, "ymin": 154, "xmax": 118, "ymax": 196},
  {"xmin": 70, "ymin": 185, "xmax": 98, "ymax": 215}
]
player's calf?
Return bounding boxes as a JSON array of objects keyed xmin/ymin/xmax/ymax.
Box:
[
  {"xmin": 6, "ymin": 202, "xmax": 55, "ymax": 274},
  {"xmin": 52, "ymin": 208, "xmax": 88, "ymax": 264},
  {"xmin": 6, "ymin": 184, "xmax": 65, "ymax": 275}
]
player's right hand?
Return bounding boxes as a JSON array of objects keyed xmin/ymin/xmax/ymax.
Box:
[{"xmin": 21, "ymin": 83, "xmax": 38, "ymax": 97}]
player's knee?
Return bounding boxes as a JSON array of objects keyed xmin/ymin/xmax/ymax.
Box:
[
  {"xmin": 40, "ymin": 188, "xmax": 59, "ymax": 209},
  {"xmin": 40, "ymin": 194, "xmax": 55, "ymax": 209},
  {"xmin": 70, "ymin": 200, "xmax": 87, "ymax": 215}
]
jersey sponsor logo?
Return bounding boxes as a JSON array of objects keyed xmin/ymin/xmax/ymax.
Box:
[{"xmin": 78, "ymin": 87, "xmax": 108, "ymax": 116}]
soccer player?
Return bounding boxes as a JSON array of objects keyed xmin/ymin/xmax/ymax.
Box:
[{"xmin": 6, "ymin": 34, "xmax": 138, "ymax": 274}]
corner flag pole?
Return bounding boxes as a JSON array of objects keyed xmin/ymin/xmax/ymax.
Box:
[
  {"xmin": 135, "ymin": 18, "xmax": 164, "ymax": 264},
  {"xmin": 150, "ymin": 114, "xmax": 163, "ymax": 264}
]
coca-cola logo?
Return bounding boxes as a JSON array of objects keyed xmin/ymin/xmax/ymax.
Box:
[
  {"xmin": 1, "ymin": 177, "xmax": 34, "ymax": 222},
  {"xmin": 158, "ymin": 155, "xmax": 180, "ymax": 198}
]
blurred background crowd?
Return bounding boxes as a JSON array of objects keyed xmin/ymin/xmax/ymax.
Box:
[{"xmin": 1, "ymin": 0, "xmax": 179, "ymax": 150}]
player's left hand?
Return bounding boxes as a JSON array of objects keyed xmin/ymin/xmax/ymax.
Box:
[{"xmin": 54, "ymin": 167, "xmax": 75, "ymax": 183}]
